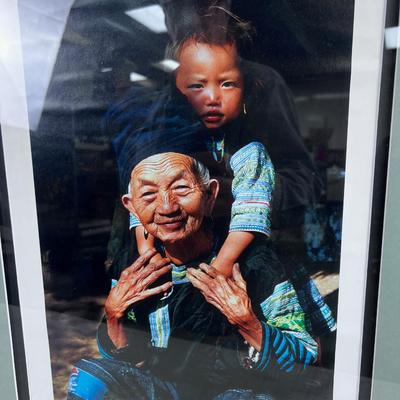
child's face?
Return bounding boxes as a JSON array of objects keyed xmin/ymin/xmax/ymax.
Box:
[{"xmin": 176, "ymin": 40, "xmax": 244, "ymax": 129}]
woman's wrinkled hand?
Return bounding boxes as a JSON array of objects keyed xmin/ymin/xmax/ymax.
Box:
[
  {"xmin": 105, "ymin": 249, "xmax": 172, "ymax": 321},
  {"xmin": 187, "ymin": 263, "xmax": 262, "ymax": 350}
]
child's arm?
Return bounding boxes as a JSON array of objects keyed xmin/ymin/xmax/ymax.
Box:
[
  {"xmin": 212, "ymin": 142, "xmax": 275, "ymax": 276},
  {"xmin": 211, "ymin": 231, "xmax": 255, "ymax": 276},
  {"xmin": 135, "ymin": 226, "xmax": 166, "ymax": 264}
]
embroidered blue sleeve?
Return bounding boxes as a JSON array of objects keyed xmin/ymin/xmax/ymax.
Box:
[
  {"xmin": 229, "ymin": 142, "xmax": 275, "ymax": 236},
  {"xmin": 129, "ymin": 213, "xmax": 141, "ymax": 230},
  {"xmin": 253, "ymin": 279, "xmax": 319, "ymax": 373},
  {"xmin": 127, "ymin": 183, "xmax": 142, "ymax": 230},
  {"xmin": 255, "ymin": 322, "xmax": 318, "ymax": 373}
]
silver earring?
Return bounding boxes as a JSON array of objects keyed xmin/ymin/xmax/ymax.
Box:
[{"xmin": 243, "ymin": 103, "xmax": 247, "ymax": 115}]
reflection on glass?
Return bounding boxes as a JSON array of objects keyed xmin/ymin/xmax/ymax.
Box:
[
  {"xmin": 20, "ymin": 1, "xmax": 354, "ymax": 399},
  {"xmin": 125, "ymin": 4, "xmax": 168, "ymax": 33}
]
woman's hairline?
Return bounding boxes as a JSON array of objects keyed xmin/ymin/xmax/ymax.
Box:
[{"xmin": 127, "ymin": 155, "xmax": 211, "ymax": 195}]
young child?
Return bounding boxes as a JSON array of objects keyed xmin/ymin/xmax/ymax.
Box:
[{"xmin": 130, "ymin": 12, "xmax": 275, "ymax": 276}]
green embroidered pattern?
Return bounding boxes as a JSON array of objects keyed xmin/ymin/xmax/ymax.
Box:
[
  {"xmin": 260, "ymin": 280, "xmax": 307, "ymax": 333},
  {"xmin": 127, "ymin": 310, "xmax": 136, "ymax": 322},
  {"xmin": 267, "ymin": 311, "xmax": 306, "ymax": 332}
]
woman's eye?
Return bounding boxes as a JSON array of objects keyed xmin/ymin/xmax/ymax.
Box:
[
  {"xmin": 222, "ymin": 81, "xmax": 236, "ymax": 88},
  {"xmin": 173, "ymin": 185, "xmax": 190, "ymax": 192},
  {"xmin": 141, "ymin": 191, "xmax": 155, "ymax": 198}
]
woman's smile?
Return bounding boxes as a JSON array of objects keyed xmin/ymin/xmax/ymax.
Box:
[{"xmin": 157, "ymin": 219, "xmax": 186, "ymax": 231}]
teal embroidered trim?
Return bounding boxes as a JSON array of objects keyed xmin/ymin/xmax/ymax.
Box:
[
  {"xmin": 148, "ymin": 304, "xmax": 170, "ymax": 348},
  {"xmin": 172, "ymin": 265, "xmax": 189, "ymax": 284}
]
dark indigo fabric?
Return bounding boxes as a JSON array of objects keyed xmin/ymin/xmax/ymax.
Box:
[
  {"xmin": 94, "ymin": 240, "xmax": 318, "ymax": 399},
  {"xmin": 67, "ymin": 358, "xmax": 275, "ymax": 400}
]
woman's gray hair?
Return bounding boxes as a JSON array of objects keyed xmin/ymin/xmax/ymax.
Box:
[{"xmin": 191, "ymin": 158, "xmax": 211, "ymax": 188}]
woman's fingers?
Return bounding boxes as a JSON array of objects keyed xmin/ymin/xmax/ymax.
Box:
[
  {"xmin": 226, "ymin": 277, "xmax": 241, "ymax": 294},
  {"xmin": 187, "ymin": 268, "xmax": 209, "ymax": 292},
  {"xmin": 188, "ymin": 269, "xmax": 226, "ymax": 309},
  {"xmin": 187, "ymin": 268, "xmax": 220, "ymax": 302},
  {"xmin": 123, "ymin": 248, "xmax": 158, "ymax": 275},
  {"xmin": 232, "ymin": 263, "xmax": 247, "ymax": 290},
  {"xmin": 216, "ymin": 275, "xmax": 234, "ymax": 299},
  {"xmin": 141, "ymin": 281, "xmax": 173, "ymax": 299},
  {"xmin": 187, "ymin": 267, "xmax": 213, "ymax": 285},
  {"xmin": 198, "ymin": 263, "xmax": 218, "ymax": 278},
  {"xmin": 204, "ymin": 296, "xmax": 224, "ymax": 313},
  {"xmin": 135, "ymin": 257, "xmax": 170, "ymax": 281},
  {"xmin": 118, "ymin": 250, "xmax": 158, "ymax": 287},
  {"xmin": 187, "ymin": 268, "xmax": 218, "ymax": 302},
  {"xmin": 114, "ymin": 254, "xmax": 169, "ymax": 302},
  {"xmin": 140, "ymin": 264, "xmax": 172, "ymax": 289}
]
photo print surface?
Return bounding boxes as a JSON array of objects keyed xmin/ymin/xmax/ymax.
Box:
[{"xmin": 19, "ymin": 1, "xmax": 354, "ymax": 398}]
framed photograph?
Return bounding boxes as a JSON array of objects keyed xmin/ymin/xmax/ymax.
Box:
[{"xmin": 0, "ymin": 1, "xmax": 389, "ymax": 399}]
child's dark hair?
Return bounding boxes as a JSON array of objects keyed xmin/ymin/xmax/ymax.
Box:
[{"xmin": 167, "ymin": 5, "xmax": 255, "ymax": 61}]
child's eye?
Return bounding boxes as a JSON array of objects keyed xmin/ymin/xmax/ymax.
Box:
[
  {"xmin": 187, "ymin": 83, "xmax": 203, "ymax": 89},
  {"xmin": 222, "ymin": 81, "xmax": 236, "ymax": 88}
]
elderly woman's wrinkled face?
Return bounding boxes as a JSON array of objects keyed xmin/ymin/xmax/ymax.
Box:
[{"xmin": 125, "ymin": 153, "xmax": 217, "ymax": 244}]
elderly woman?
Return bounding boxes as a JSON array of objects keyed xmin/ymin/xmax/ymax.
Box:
[{"xmin": 68, "ymin": 152, "xmax": 331, "ymax": 400}]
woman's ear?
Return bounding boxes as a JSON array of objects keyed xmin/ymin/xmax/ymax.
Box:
[
  {"xmin": 205, "ymin": 179, "xmax": 219, "ymax": 216},
  {"xmin": 122, "ymin": 193, "xmax": 137, "ymax": 216}
]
